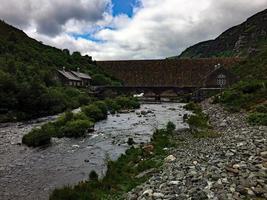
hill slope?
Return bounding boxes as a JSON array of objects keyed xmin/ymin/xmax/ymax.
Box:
[
  {"xmin": 0, "ymin": 20, "xmax": 119, "ymax": 122},
  {"xmin": 178, "ymin": 9, "xmax": 267, "ymax": 58}
]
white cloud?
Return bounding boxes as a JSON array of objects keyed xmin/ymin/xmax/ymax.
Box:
[{"xmin": 1, "ymin": 0, "xmax": 266, "ymax": 60}]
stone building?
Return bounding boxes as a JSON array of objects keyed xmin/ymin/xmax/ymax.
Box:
[{"xmin": 57, "ymin": 67, "xmax": 92, "ymax": 87}]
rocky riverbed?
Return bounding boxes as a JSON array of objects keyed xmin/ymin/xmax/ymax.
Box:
[
  {"xmin": 0, "ymin": 103, "xmax": 190, "ymax": 200},
  {"xmin": 127, "ymin": 99, "xmax": 267, "ymax": 200}
]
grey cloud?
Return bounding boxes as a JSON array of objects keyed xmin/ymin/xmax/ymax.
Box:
[{"xmin": 0, "ymin": 0, "xmax": 110, "ymax": 36}]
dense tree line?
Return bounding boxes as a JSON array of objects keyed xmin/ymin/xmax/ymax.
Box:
[{"xmin": 0, "ymin": 21, "xmax": 120, "ymax": 122}]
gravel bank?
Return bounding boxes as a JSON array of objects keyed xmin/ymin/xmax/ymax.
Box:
[{"xmin": 127, "ymin": 99, "xmax": 267, "ymax": 200}]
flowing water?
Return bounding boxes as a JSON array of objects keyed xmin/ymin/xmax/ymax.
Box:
[{"xmin": 0, "ymin": 103, "xmax": 190, "ymax": 200}]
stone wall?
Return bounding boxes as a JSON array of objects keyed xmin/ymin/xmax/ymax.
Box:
[{"xmin": 97, "ymin": 58, "xmax": 240, "ymax": 87}]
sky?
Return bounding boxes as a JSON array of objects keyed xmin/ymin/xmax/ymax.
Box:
[{"xmin": 0, "ymin": 0, "xmax": 266, "ymax": 60}]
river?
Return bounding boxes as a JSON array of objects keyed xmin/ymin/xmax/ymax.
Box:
[{"xmin": 0, "ymin": 103, "xmax": 190, "ymax": 200}]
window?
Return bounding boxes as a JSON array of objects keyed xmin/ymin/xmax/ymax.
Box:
[{"xmin": 216, "ymin": 74, "xmax": 226, "ymax": 87}]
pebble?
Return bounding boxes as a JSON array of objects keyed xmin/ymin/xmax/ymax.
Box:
[{"xmin": 127, "ymin": 99, "xmax": 267, "ymax": 200}]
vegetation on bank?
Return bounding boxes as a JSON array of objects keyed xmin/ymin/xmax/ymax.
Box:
[
  {"xmin": 50, "ymin": 122, "xmax": 177, "ymax": 200},
  {"xmin": 213, "ymin": 80, "xmax": 267, "ymax": 126},
  {"xmin": 247, "ymin": 103, "xmax": 267, "ymax": 126},
  {"xmin": 214, "ymin": 80, "xmax": 267, "ymax": 112},
  {"xmin": 22, "ymin": 97, "xmax": 140, "ymax": 147},
  {"xmin": 0, "ymin": 21, "xmax": 121, "ymax": 123},
  {"xmin": 184, "ymin": 102, "xmax": 219, "ymax": 138}
]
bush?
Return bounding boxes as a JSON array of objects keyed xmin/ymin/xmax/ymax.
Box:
[
  {"xmin": 218, "ymin": 80, "xmax": 267, "ymax": 112},
  {"xmin": 166, "ymin": 121, "xmax": 176, "ymax": 133},
  {"xmin": 82, "ymin": 104, "xmax": 107, "ymax": 122},
  {"xmin": 187, "ymin": 113, "xmax": 209, "ymax": 130},
  {"xmin": 22, "ymin": 128, "xmax": 52, "ymax": 147},
  {"xmin": 114, "ymin": 96, "xmax": 140, "ymax": 110},
  {"xmin": 256, "ymin": 104, "xmax": 267, "ymax": 113},
  {"xmin": 184, "ymin": 102, "xmax": 202, "ymax": 113},
  {"xmin": 61, "ymin": 119, "xmax": 93, "ymax": 138},
  {"xmin": 94, "ymin": 101, "xmax": 108, "ymax": 116},
  {"xmin": 89, "ymin": 171, "xmax": 99, "ymax": 181},
  {"xmin": 248, "ymin": 113, "xmax": 267, "ymax": 126}
]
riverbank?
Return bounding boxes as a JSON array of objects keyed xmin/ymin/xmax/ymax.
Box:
[
  {"xmin": 50, "ymin": 122, "xmax": 180, "ymax": 200},
  {"xmin": 0, "ymin": 103, "xmax": 189, "ymax": 200},
  {"xmin": 127, "ymin": 99, "xmax": 267, "ymax": 199}
]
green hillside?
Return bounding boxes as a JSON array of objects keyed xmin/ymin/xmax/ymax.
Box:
[
  {"xmin": 178, "ymin": 9, "xmax": 267, "ymax": 59},
  {"xmin": 0, "ymin": 20, "xmax": 119, "ymax": 122}
]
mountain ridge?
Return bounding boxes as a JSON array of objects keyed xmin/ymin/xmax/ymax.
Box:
[{"xmin": 177, "ymin": 9, "xmax": 267, "ymax": 58}]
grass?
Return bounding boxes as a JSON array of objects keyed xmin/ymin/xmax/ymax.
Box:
[
  {"xmin": 184, "ymin": 102, "xmax": 219, "ymax": 138},
  {"xmin": 214, "ymin": 80, "xmax": 267, "ymax": 112},
  {"xmin": 49, "ymin": 123, "xmax": 178, "ymax": 200},
  {"xmin": 248, "ymin": 112, "xmax": 267, "ymax": 126},
  {"xmin": 213, "ymin": 80, "xmax": 267, "ymax": 126},
  {"xmin": 22, "ymin": 97, "xmax": 140, "ymax": 147}
]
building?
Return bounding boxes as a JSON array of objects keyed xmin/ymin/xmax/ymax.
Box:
[
  {"xmin": 203, "ymin": 66, "xmax": 238, "ymax": 88},
  {"xmin": 57, "ymin": 67, "xmax": 92, "ymax": 87},
  {"xmin": 70, "ymin": 68, "xmax": 92, "ymax": 87}
]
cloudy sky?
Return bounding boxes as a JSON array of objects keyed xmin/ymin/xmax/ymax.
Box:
[{"xmin": 0, "ymin": 0, "xmax": 266, "ymax": 60}]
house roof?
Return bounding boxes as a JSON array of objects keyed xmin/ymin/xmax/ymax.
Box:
[
  {"xmin": 71, "ymin": 71, "xmax": 92, "ymax": 80},
  {"xmin": 57, "ymin": 70, "xmax": 82, "ymax": 81}
]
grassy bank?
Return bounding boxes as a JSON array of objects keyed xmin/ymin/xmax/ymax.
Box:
[
  {"xmin": 22, "ymin": 96, "xmax": 140, "ymax": 147},
  {"xmin": 49, "ymin": 122, "xmax": 178, "ymax": 200},
  {"xmin": 213, "ymin": 80, "xmax": 267, "ymax": 126},
  {"xmin": 184, "ymin": 102, "xmax": 219, "ymax": 138}
]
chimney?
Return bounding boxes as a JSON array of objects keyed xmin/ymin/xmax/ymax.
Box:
[{"xmin": 77, "ymin": 67, "xmax": 80, "ymax": 72}]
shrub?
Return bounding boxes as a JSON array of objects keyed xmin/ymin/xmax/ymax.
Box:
[
  {"xmin": 61, "ymin": 119, "xmax": 93, "ymax": 138},
  {"xmin": 82, "ymin": 104, "xmax": 107, "ymax": 122},
  {"xmin": 184, "ymin": 102, "xmax": 202, "ymax": 113},
  {"xmin": 166, "ymin": 121, "xmax": 176, "ymax": 133},
  {"xmin": 248, "ymin": 113, "xmax": 267, "ymax": 126},
  {"xmin": 187, "ymin": 113, "xmax": 209, "ymax": 130},
  {"xmin": 114, "ymin": 96, "xmax": 140, "ymax": 110},
  {"xmin": 89, "ymin": 171, "xmax": 99, "ymax": 181},
  {"xmin": 22, "ymin": 128, "xmax": 51, "ymax": 147},
  {"xmin": 256, "ymin": 104, "xmax": 267, "ymax": 113},
  {"xmin": 55, "ymin": 111, "xmax": 74, "ymax": 127},
  {"xmin": 104, "ymin": 99, "xmax": 121, "ymax": 113},
  {"xmin": 218, "ymin": 80, "xmax": 267, "ymax": 112},
  {"xmin": 94, "ymin": 101, "xmax": 108, "ymax": 116}
]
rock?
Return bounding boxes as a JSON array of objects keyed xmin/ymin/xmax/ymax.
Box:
[
  {"xmin": 251, "ymin": 185, "xmax": 265, "ymax": 196},
  {"xmin": 169, "ymin": 181, "xmax": 180, "ymax": 185},
  {"xmin": 127, "ymin": 138, "xmax": 136, "ymax": 146},
  {"xmin": 164, "ymin": 155, "xmax": 176, "ymax": 162},
  {"xmin": 142, "ymin": 144, "xmax": 154, "ymax": 155},
  {"xmin": 143, "ymin": 189, "xmax": 153, "ymax": 196},
  {"xmin": 233, "ymin": 164, "xmax": 240, "ymax": 169},
  {"xmin": 246, "ymin": 188, "xmax": 255, "ymax": 196},
  {"xmin": 236, "ymin": 185, "xmax": 247, "ymax": 195},
  {"xmin": 126, "ymin": 100, "xmax": 267, "ymax": 200},
  {"xmin": 136, "ymin": 169, "xmax": 156, "ymax": 179},
  {"xmin": 219, "ymin": 121, "xmax": 227, "ymax": 127},
  {"xmin": 141, "ymin": 111, "xmax": 147, "ymax": 116},
  {"xmin": 260, "ymin": 151, "xmax": 267, "ymax": 158},
  {"xmin": 128, "ymin": 193, "xmax": 138, "ymax": 200},
  {"xmin": 225, "ymin": 166, "xmax": 239, "ymax": 174},
  {"xmin": 152, "ymin": 192, "xmax": 164, "ymax": 198}
]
